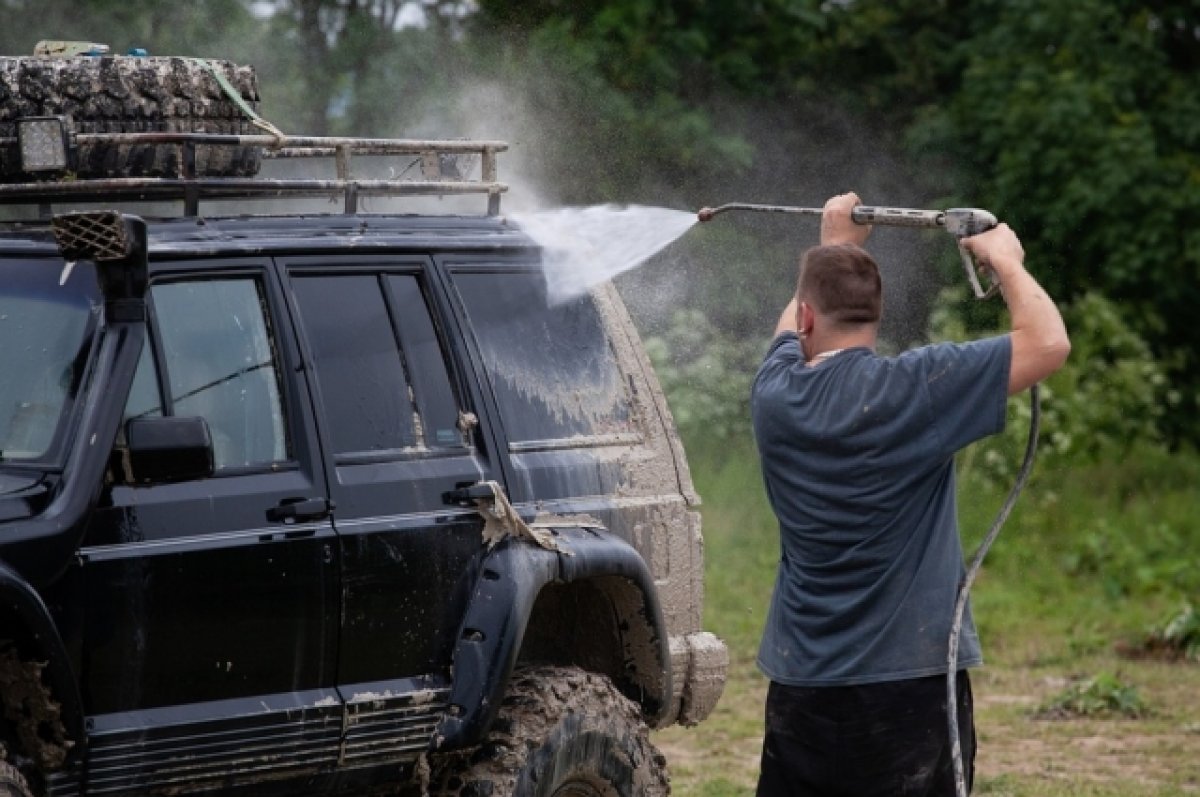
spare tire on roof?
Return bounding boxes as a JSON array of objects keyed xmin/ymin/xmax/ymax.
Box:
[{"xmin": 0, "ymin": 56, "xmax": 263, "ymax": 181}]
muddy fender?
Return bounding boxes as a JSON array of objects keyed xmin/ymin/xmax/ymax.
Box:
[
  {"xmin": 0, "ymin": 560, "xmax": 85, "ymax": 764},
  {"xmin": 432, "ymin": 526, "xmax": 670, "ymax": 751}
]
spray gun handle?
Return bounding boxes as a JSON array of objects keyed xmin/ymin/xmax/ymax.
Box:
[
  {"xmin": 850, "ymin": 206, "xmax": 944, "ymax": 227},
  {"xmin": 944, "ymin": 208, "xmax": 999, "ymax": 299}
]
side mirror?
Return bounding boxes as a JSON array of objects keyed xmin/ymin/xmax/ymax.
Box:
[{"xmin": 126, "ymin": 416, "xmax": 214, "ymax": 484}]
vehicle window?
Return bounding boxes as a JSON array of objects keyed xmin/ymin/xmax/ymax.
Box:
[
  {"xmin": 0, "ymin": 260, "xmax": 99, "ymax": 462},
  {"xmin": 127, "ymin": 279, "xmax": 289, "ymax": 470},
  {"xmin": 123, "ymin": 342, "xmax": 163, "ymax": 423},
  {"xmin": 385, "ymin": 275, "xmax": 464, "ymax": 448},
  {"xmin": 292, "ymin": 274, "xmax": 420, "ymax": 456},
  {"xmin": 453, "ymin": 270, "xmax": 634, "ymax": 444}
]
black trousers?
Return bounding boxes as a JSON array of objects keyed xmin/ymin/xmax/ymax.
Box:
[{"xmin": 756, "ymin": 672, "xmax": 975, "ymax": 797}]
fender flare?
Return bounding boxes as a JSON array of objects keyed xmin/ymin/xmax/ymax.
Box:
[
  {"xmin": 432, "ymin": 526, "xmax": 670, "ymax": 751},
  {"xmin": 0, "ymin": 559, "xmax": 85, "ymax": 763}
]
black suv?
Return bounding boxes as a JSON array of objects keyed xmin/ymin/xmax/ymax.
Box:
[{"xmin": 0, "ymin": 55, "xmax": 726, "ymax": 796}]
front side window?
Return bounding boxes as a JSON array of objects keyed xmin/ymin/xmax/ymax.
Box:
[
  {"xmin": 0, "ymin": 259, "xmax": 99, "ymax": 462},
  {"xmin": 126, "ymin": 278, "xmax": 289, "ymax": 471}
]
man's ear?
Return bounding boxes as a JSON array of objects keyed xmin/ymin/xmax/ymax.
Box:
[{"xmin": 799, "ymin": 301, "xmax": 815, "ymax": 337}]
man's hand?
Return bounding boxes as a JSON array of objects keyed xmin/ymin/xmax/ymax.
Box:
[
  {"xmin": 821, "ymin": 192, "xmax": 871, "ymax": 247},
  {"xmin": 961, "ymin": 223, "xmax": 1025, "ymax": 283}
]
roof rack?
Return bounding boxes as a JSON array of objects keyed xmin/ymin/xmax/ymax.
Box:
[{"xmin": 0, "ymin": 132, "xmax": 509, "ymax": 217}]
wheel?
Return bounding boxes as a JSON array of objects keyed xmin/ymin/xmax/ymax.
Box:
[
  {"xmin": 0, "ymin": 761, "xmax": 32, "ymax": 797},
  {"xmin": 433, "ymin": 666, "xmax": 670, "ymax": 797},
  {"xmin": 0, "ymin": 56, "xmax": 262, "ymax": 181}
]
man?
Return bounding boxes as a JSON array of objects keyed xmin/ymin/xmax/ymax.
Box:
[{"xmin": 750, "ymin": 192, "xmax": 1070, "ymax": 796}]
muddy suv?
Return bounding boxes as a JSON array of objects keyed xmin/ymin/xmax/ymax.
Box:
[{"xmin": 0, "ymin": 55, "xmax": 726, "ymax": 796}]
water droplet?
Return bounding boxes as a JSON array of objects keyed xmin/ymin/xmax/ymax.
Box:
[{"xmin": 59, "ymin": 260, "xmax": 77, "ymax": 286}]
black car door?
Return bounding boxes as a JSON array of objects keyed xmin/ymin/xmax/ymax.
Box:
[
  {"xmin": 76, "ymin": 262, "xmax": 342, "ymax": 792},
  {"xmin": 283, "ymin": 255, "xmax": 497, "ymax": 768}
]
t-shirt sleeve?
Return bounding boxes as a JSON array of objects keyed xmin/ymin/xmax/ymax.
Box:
[
  {"xmin": 915, "ymin": 336, "xmax": 1012, "ymax": 456},
  {"xmin": 755, "ymin": 331, "xmax": 803, "ymax": 380},
  {"xmin": 751, "ymin": 331, "xmax": 804, "ymax": 408},
  {"xmin": 764, "ymin": 331, "xmax": 802, "ymax": 364}
]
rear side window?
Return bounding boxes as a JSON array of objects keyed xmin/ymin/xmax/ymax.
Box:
[
  {"xmin": 453, "ymin": 270, "xmax": 634, "ymax": 444},
  {"xmin": 291, "ymin": 272, "xmax": 463, "ymax": 458}
]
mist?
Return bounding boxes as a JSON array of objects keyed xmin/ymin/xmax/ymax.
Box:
[{"xmin": 366, "ymin": 50, "xmax": 954, "ymax": 352}]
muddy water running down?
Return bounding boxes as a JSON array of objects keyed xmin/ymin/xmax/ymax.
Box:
[{"xmin": 512, "ymin": 205, "xmax": 697, "ymax": 303}]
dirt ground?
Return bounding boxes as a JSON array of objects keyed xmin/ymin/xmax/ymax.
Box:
[{"xmin": 655, "ymin": 659, "xmax": 1200, "ymax": 795}]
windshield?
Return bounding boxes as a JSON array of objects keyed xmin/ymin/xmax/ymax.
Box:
[{"xmin": 0, "ymin": 259, "xmax": 100, "ymax": 464}]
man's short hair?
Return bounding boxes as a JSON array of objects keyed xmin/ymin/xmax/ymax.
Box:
[{"xmin": 797, "ymin": 244, "xmax": 882, "ymax": 326}]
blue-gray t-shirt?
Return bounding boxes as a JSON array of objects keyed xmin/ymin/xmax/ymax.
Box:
[{"xmin": 751, "ymin": 332, "xmax": 1011, "ymax": 686}]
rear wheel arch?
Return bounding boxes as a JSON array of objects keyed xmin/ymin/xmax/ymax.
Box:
[
  {"xmin": 433, "ymin": 528, "xmax": 671, "ymax": 752},
  {"xmin": 518, "ymin": 575, "xmax": 668, "ymax": 723}
]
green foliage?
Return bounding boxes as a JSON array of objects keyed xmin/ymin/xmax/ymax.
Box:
[
  {"xmin": 1136, "ymin": 602, "xmax": 1200, "ymax": 662},
  {"xmin": 475, "ymin": 22, "xmax": 755, "ymax": 203},
  {"xmin": 0, "ymin": 0, "xmax": 265, "ymax": 64},
  {"xmin": 644, "ymin": 309, "xmax": 762, "ymax": 444},
  {"xmin": 1035, "ymin": 672, "xmax": 1149, "ymax": 719},
  {"xmin": 909, "ymin": 0, "xmax": 1200, "ymax": 441},
  {"xmin": 1060, "ymin": 519, "xmax": 1196, "ymax": 601},
  {"xmin": 474, "ymin": 0, "xmax": 831, "ymax": 98}
]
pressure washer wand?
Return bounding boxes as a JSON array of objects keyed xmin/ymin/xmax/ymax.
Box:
[{"xmin": 697, "ymin": 202, "xmax": 999, "ymax": 298}]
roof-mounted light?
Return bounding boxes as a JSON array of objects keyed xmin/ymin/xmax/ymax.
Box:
[{"xmin": 18, "ymin": 116, "xmax": 71, "ymax": 173}]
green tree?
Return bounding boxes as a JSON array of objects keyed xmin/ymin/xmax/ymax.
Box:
[
  {"xmin": 803, "ymin": 0, "xmax": 1200, "ymax": 440},
  {"xmin": 936, "ymin": 1, "xmax": 1200, "ymax": 440}
]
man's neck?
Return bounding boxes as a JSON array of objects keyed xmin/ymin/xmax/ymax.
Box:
[{"xmin": 803, "ymin": 329, "xmax": 877, "ymax": 362}]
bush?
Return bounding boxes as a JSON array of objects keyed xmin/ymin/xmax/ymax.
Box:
[
  {"xmin": 1035, "ymin": 671, "xmax": 1149, "ymax": 719},
  {"xmin": 1123, "ymin": 603, "xmax": 1200, "ymax": 663},
  {"xmin": 644, "ymin": 308, "xmax": 763, "ymax": 444},
  {"xmin": 1060, "ymin": 519, "xmax": 1196, "ymax": 600}
]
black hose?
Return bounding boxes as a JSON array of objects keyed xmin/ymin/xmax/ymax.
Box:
[{"xmin": 947, "ymin": 383, "xmax": 1041, "ymax": 797}]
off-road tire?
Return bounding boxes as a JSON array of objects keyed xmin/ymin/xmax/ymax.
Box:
[
  {"xmin": 0, "ymin": 56, "xmax": 262, "ymax": 181},
  {"xmin": 433, "ymin": 666, "xmax": 670, "ymax": 797},
  {"xmin": 0, "ymin": 761, "xmax": 32, "ymax": 797}
]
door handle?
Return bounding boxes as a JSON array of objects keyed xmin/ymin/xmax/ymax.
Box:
[
  {"xmin": 442, "ymin": 481, "xmax": 497, "ymax": 507},
  {"xmin": 267, "ymin": 497, "xmax": 334, "ymax": 523}
]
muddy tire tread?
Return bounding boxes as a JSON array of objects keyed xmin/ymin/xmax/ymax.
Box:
[
  {"xmin": 434, "ymin": 666, "xmax": 669, "ymax": 797},
  {"xmin": 0, "ymin": 56, "xmax": 261, "ymax": 180},
  {"xmin": 0, "ymin": 761, "xmax": 32, "ymax": 797}
]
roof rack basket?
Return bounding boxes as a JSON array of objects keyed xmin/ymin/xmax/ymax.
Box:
[{"xmin": 0, "ymin": 132, "xmax": 509, "ymax": 217}]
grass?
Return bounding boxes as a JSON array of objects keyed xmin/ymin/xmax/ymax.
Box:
[{"xmin": 653, "ymin": 436, "xmax": 1200, "ymax": 796}]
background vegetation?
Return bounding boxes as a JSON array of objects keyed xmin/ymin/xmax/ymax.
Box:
[{"xmin": 5, "ymin": 2, "xmax": 1196, "ymax": 792}]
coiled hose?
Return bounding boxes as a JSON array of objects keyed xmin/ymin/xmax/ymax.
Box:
[{"xmin": 947, "ymin": 383, "xmax": 1040, "ymax": 797}]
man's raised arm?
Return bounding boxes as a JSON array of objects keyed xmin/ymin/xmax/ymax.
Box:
[{"xmin": 962, "ymin": 224, "xmax": 1071, "ymax": 395}]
